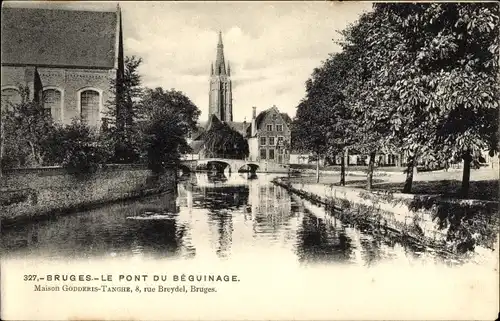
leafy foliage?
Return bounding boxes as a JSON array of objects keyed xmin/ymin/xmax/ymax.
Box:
[
  {"xmin": 103, "ymin": 56, "xmax": 145, "ymax": 163},
  {"xmin": 42, "ymin": 120, "xmax": 112, "ymax": 174},
  {"xmin": 293, "ymin": 2, "xmax": 499, "ymax": 197},
  {"xmin": 140, "ymin": 88, "xmax": 201, "ymax": 173},
  {"xmin": 1, "ymin": 86, "xmax": 55, "ymax": 169},
  {"xmin": 203, "ymin": 116, "xmax": 249, "ymax": 159}
]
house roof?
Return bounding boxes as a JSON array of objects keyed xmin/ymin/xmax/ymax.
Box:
[
  {"xmin": 227, "ymin": 121, "xmax": 251, "ymax": 137},
  {"xmin": 188, "ymin": 140, "xmax": 205, "ymax": 154},
  {"xmin": 254, "ymin": 106, "xmax": 292, "ymax": 130},
  {"xmin": 1, "ymin": 7, "xmax": 119, "ymax": 68},
  {"xmin": 191, "ymin": 125, "xmax": 206, "ymax": 141},
  {"xmin": 280, "ymin": 113, "xmax": 292, "ymax": 124}
]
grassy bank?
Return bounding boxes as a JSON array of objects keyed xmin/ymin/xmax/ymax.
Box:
[{"xmin": 288, "ymin": 167, "xmax": 499, "ymax": 201}]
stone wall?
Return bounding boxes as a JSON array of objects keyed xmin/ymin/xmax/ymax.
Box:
[
  {"xmin": 274, "ymin": 178, "xmax": 499, "ymax": 253},
  {"xmin": 0, "ymin": 165, "xmax": 176, "ymax": 226}
]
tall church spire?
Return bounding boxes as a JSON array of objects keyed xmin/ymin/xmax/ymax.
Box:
[
  {"xmin": 208, "ymin": 31, "xmax": 233, "ymax": 122},
  {"xmin": 215, "ymin": 31, "xmax": 226, "ymax": 75}
]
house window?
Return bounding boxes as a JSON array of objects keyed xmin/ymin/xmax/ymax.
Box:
[
  {"xmin": 43, "ymin": 89, "xmax": 62, "ymax": 123},
  {"xmin": 260, "ymin": 149, "xmax": 267, "ymax": 160},
  {"xmin": 268, "ymin": 136, "xmax": 275, "ymax": 146},
  {"xmin": 266, "ymin": 124, "xmax": 273, "ymax": 131},
  {"xmin": 260, "ymin": 136, "xmax": 266, "ymax": 146},
  {"xmin": 80, "ymin": 90, "xmax": 100, "ymax": 126},
  {"xmin": 277, "ymin": 136, "xmax": 284, "ymax": 145},
  {"xmin": 276, "ymin": 124, "xmax": 283, "ymax": 132},
  {"xmin": 268, "ymin": 149, "xmax": 275, "ymax": 160},
  {"xmin": 1, "ymin": 88, "xmax": 22, "ymax": 112}
]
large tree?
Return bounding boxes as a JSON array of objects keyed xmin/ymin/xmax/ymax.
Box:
[
  {"xmin": 103, "ymin": 55, "xmax": 144, "ymax": 163},
  {"xmin": 336, "ymin": 11, "xmax": 391, "ymax": 190},
  {"xmin": 140, "ymin": 88, "xmax": 200, "ymax": 173},
  {"xmin": 371, "ymin": 3, "xmax": 499, "ymax": 196},
  {"xmin": 203, "ymin": 115, "xmax": 249, "ymax": 159},
  {"xmin": 337, "ymin": 3, "xmax": 499, "ymax": 196},
  {"xmin": 293, "ymin": 51, "xmax": 357, "ymax": 185}
]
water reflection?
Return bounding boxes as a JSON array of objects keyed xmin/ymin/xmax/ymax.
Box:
[{"xmin": 1, "ymin": 173, "xmax": 497, "ymax": 267}]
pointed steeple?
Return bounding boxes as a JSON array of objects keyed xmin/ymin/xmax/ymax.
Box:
[
  {"xmin": 227, "ymin": 61, "xmax": 231, "ymax": 76},
  {"xmin": 215, "ymin": 31, "xmax": 226, "ymax": 75},
  {"xmin": 218, "ymin": 30, "xmax": 223, "ymax": 46}
]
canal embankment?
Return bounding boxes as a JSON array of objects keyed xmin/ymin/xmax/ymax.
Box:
[
  {"xmin": 273, "ymin": 176, "xmax": 499, "ymax": 255},
  {"xmin": 0, "ymin": 165, "xmax": 176, "ymax": 228}
]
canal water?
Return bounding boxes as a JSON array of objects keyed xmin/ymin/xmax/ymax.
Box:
[{"xmin": 1, "ymin": 173, "xmax": 498, "ymax": 267}]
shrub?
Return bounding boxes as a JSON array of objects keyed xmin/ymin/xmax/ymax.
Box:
[{"xmin": 42, "ymin": 120, "xmax": 112, "ymax": 174}]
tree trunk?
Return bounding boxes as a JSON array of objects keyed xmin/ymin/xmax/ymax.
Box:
[
  {"xmin": 461, "ymin": 151, "xmax": 472, "ymax": 198},
  {"xmin": 366, "ymin": 152, "xmax": 376, "ymax": 190},
  {"xmin": 28, "ymin": 141, "xmax": 38, "ymax": 166},
  {"xmin": 403, "ymin": 155, "xmax": 415, "ymax": 193},
  {"xmin": 340, "ymin": 152, "xmax": 346, "ymax": 186},
  {"xmin": 316, "ymin": 157, "xmax": 320, "ymax": 183}
]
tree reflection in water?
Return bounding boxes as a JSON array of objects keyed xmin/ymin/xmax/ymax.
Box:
[
  {"xmin": 295, "ymin": 211, "xmax": 354, "ymax": 265},
  {"xmin": 1, "ymin": 173, "xmax": 493, "ymax": 265}
]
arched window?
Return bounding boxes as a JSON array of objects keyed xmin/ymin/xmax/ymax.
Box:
[
  {"xmin": 1, "ymin": 88, "xmax": 22, "ymax": 112},
  {"xmin": 43, "ymin": 89, "xmax": 62, "ymax": 123},
  {"xmin": 80, "ymin": 90, "xmax": 100, "ymax": 126}
]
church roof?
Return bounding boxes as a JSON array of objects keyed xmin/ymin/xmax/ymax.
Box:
[
  {"xmin": 188, "ymin": 140, "xmax": 205, "ymax": 154},
  {"xmin": 1, "ymin": 7, "xmax": 119, "ymax": 69},
  {"xmin": 190, "ymin": 125, "xmax": 206, "ymax": 141},
  {"xmin": 227, "ymin": 121, "xmax": 251, "ymax": 137}
]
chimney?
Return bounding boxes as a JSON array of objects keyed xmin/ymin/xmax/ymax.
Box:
[{"xmin": 251, "ymin": 107, "xmax": 257, "ymax": 137}]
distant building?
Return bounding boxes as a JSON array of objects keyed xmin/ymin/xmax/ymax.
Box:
[
  {"xmin": 247, "ymin": 105, "xmax": 292, "ymax": 164},
  {"xmin": 1, "ymin": 6, "xmax": 125, "ymax": 128}
]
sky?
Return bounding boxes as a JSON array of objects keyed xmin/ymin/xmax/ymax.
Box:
[{"xmin": 5, "ymin": 1, "xmax": 372, "ymax": 122}]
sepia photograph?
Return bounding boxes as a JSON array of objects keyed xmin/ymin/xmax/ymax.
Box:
[{"xmin": 1, "ymin": 1, "xmax": 499, "ymax": 320}]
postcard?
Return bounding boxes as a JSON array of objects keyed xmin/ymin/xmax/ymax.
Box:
[{"xmin": 1, "ymin": 1, "xmax": 499, "ymax": 320}]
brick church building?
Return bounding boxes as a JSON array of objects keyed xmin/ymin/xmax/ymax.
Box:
[{"xmin": 1, "ymin": 5, "xmax": 125, "ymax": 128}]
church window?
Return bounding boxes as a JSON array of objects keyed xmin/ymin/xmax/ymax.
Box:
[
  {"xmin": 268, "ymin": 149, "xmax": 275, "ymax": 160},
  {"xmin": 80, "ymin": 90, "xmax": 100, "ymax": 126},
  {"xmin": 1, "ymin": 88, "xmax": 22, "ymax": 112},
  {"xmin": 276, "ymin": 124, "xmax": 283, "ymax": 132},
  {"xmin": 43, "ymin": 89, "xmax": 62, "ymax": 123},
  {"xmin": 268, "ymin": 136, "xmax": 275, "ymax": 146},
  {"xmin": 266, "ymin": 124, "xmax": 273, "ymax": 131},
  {"xmin": 260, "ymin": 149, "xmax": 267, "ymax": 160},
  {"xmin": 260, "ymin": 136, "xmax": 266, "ymax": 146}
]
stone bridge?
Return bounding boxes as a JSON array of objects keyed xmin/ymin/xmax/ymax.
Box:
[{"xmin": 179, "ymin": 158, "xmax": 289, "ymax": 174}]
